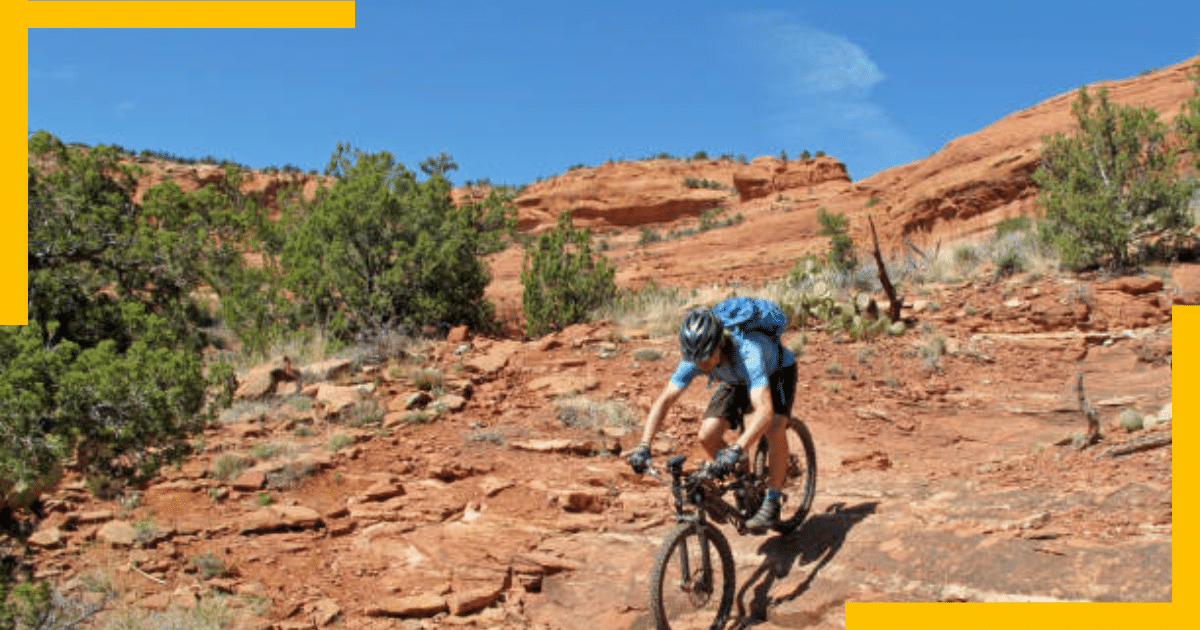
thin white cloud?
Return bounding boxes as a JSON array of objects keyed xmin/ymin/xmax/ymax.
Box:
[
  {"xmin": 29, "ymin": 65, "xmax": 77, "ymax": 81},
  {"xmin": 733, "ymin": 11, "xmax": 923, "ymax": 177},
  {"xmin": 114, "ymin": 101, "xmax": 136, "ymax": 117}
]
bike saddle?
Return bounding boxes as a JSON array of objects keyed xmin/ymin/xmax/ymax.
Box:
[{"xmin": 666, "ymin": 455, "xmax": 687, "ymax": 473}]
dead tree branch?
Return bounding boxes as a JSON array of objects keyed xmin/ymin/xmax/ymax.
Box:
[
  {"xmin": 1095, "ymin": 433, "xmax": 1172, "ymax": 459},
  {"xmin": 1075, "ymin": 372, "xmax": 1101, "ymax": 449},
  {"xmin": 868, "ymin": 216, "xmax": 904, "ymax": 322}
]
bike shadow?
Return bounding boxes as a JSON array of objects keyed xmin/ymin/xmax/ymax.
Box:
[{"xmin": 732, "ymin": 501, "xmax": 878, "ymax": 627}]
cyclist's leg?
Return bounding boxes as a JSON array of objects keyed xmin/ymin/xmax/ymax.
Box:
[
  {"xmin": 699, "ymin": 384, "xmax": 746, "ymax": 458},
  {"xmin": 766, "ymin": 363, "xmax": 799, "ymax": 490},
  {"xmin": 698, "ymin": 415, "xmax": 731, "ymax": 459}
]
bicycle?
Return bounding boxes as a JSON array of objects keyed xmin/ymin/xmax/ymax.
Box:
[{"xmin": 646, "ymin": 416, "xmax": 817, "ymax": 630}]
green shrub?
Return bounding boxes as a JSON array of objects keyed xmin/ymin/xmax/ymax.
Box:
[
  {"xmin": 212, "ymin": 454, "xmax": 248, "ymax": 481},
  {"xmin": 638, "ymin": 227, "xmax": 663, "ymax": 246},
  {"xmin": 281, "ymin": 143, "xmax": 507, "ymax": 341},
  {"xmin": 555, "ymin": 397, "xmax": 639, "ymax": 430},
  {"xmin": 411, "ymin": 368, "xmax": 443, "ymax": 391},
  {"xmin": 191, "ymin": 552, "xmax": 231, "ymax": 580},
  {"xmin": 632, "ymin": 348, "xmax": 664, "ymax": 361},
  {"xmin": 1175, "ymin": 58, "xmax": 1200, "ymax": 170},
  {"xmin": 816, "ymin": 207, "xmax": 857, "ymax": 271},
  {"xmin": 1119, "ymin": 409, "xmax": 1144, "ymax": 432},
  {"xmin": 1033, "ymin": 86, "xmax": 1197, "ymax": 270},
  {"xmin": 521, "ymin": 211, "xmax": 617, "ymax": 337},
  {"xmin": 994, "ymin": 216, "xmax": 1032, "ymax": 239},
  {"xmin": 327, "ymin": 434, "xmax": 355, "ymax": 451},
  {"xmin": 7, "ymin": 132, "xmax": 234, "ymax": 515}
]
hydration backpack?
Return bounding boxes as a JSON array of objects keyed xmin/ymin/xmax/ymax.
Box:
[{"xmin": 712, "ymin": 297, "xmax": 788, "ymax": 343}]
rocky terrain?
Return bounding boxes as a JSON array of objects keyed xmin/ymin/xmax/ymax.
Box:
[
  {"xmin": 14, "ymin": 56, "xmax": 1196, "ymax": 629},
  {"xmin": 21, "ymin": 270, "xmax": 1179, "ymax": 629}
]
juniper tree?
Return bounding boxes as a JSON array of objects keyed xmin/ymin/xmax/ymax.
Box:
[
  {"xmin": 1034, "ymin": 86, "xmax": 1197, "ymax": 269},
  {"xmin": 521, "ymin": 211, "xmax": 616, "ymax": 337}
]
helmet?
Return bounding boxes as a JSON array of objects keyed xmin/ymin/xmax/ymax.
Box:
[{"xmin": 678, "ymin": 308, "xmax": 723, "ymax": 363}]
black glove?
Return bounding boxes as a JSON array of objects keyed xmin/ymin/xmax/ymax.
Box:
[
  {"xmin": 711, "ymin": 444, "xmax": 744, "ymax": 478},
  {"xmin": 628, "ymin": 443, "xmax": 652, "ymax": 474}
]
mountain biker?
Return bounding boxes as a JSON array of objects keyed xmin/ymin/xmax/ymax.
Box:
[{"xmin": 628, "ymin": 305, "xmax": 797, "ymax": 532}]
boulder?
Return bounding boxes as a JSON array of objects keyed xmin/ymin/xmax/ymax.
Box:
[
  {"xmin": 235, "ymin": 356, "xmax": 301, "ymax": 400},
  {"xmin": 315, "ymin": 383, "xmax": 366, "ymax": 416},
  {"xmin": 97, "ymin": 520, "xmax": 137, "ymax": 547}
]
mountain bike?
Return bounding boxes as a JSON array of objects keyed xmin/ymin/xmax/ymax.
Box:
[{"xmin": 647, "ymin": 416, "xmax": 817, "ymax": 630}]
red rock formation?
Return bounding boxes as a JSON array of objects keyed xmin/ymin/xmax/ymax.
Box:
[{"xmin": 509, "ymin": 156, "xmax": 850, "ymax": 233}]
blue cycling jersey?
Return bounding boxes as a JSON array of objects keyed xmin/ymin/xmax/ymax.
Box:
[{"xmin": 669, "ymin": 330, "xmax": 795, "ymax": 391}]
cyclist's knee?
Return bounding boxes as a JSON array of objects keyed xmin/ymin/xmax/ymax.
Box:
[{"xmin": 698, "ymin": 416, "xmax": 729, "ymax": 450}]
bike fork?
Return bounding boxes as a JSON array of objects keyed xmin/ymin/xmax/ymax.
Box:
[{"xmin": 676, "ymin": 523, "xmax": 714, "ymax": 591}]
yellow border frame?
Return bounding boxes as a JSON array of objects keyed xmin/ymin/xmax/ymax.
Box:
[
  {"xmin": 7, "ymin": 1, "xmax": 356, "ymax": 325},
  {"xmin": 8, "ymin": 2, "xmax": 1183, "ymax": 629}
]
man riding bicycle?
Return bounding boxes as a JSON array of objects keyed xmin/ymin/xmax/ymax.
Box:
[{"xmin": 628, "ymin": 305, "xmax": 797, "ymax": 533}]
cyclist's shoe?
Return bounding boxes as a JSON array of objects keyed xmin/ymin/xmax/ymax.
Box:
[
  {"xmin": 746, "ymin": 497, "xmax": 781, "ymax": 533},
  {"xmin": 711, "ymin": 444, "xmax": 744, "ymax": 478}
]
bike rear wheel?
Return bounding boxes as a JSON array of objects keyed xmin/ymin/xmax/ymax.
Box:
[
  {"xmin": 754, "ymin": 416, "xmax": 817, "ymax": 534},
  {"xmin": 649, "ymin": 521, "xmax": 736, "ymax": 630}
]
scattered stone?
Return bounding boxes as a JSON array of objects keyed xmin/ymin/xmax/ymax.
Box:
[
  {"xmin": 512, "ymin": 551, "xmax": 582, "ymax": 574},
  {"xmin": 840, "ymin": 451, "xmax": 892, "ymax": 471},
  {"xmin": 479, "ymin": 476, "xmax": 515, "ymax": 497},
  {"xmin": 510, "ymin": 438, "xmax": 606, "ymax": 456},
  {"xmin": 366, "ymin": 594, "xmax": 448, "ymax": 618},
  {"xmin": 307, "ymin": 598, "xmax": 342, "ymax": 626},
  {"xmin": 527, "ymin": 375, "xmax": 600, "ymax": 397},
  {"xmin": 27, "ymin": 526, "xmax": 62, "ymax": 548},
  {"xmin": 239, "ymin": 506, "xmax": 324, "ymax": 534},
  {"xmin": 463, "ymin": 341, "xmax": 520, "ymax": 377},
  {"xmin": 439, "ymin": 394, "xmax": 467, "ymax": 412},
  {"xmin": 235, "ymin": 356, "xmax": 301, "ymax": 400},
  {"xmin": 428, "ymin": 463, "xmax": 477, "ymax": 482},
  {"xmin": 302, "ymin": 358, "xmax": 352, "ymax": 382},
  {"xmin": 536, "ymin": 337, "xmax": 563, "ymax": 352},
  {"xmin": 360, "ymin": 478, "xmax": 405, "ymax": 502},
  {"xmin": 405, "ymin": 391, "xmax": 434, "ymax": 410},
  {"xmin": 1099, "ymin": 275, "xmax": 1163, "ymax": 296},
  {"xmin": 449, "ymin": 587, "xmax": 503, "ymax": 616},
  {"xmin": 315, "ymin": 383, "xmax": 367, "ymax": 416},
  {"xmin": 230, "ymin": 470, "xmax": 267, "ymax": 491},
  {"xmin": 228, "ymin": 422, "xmax": 266, "ymax": 439},
  {"xmin": 97, "ymin": 520, "xmax": 137, "ymax": 547},
  {"xmin": 555, "ymin": 489, "xmax": 608, "ymax": 514}
]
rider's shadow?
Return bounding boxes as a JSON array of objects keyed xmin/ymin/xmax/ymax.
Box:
[{"xmin": 733, "ymin": 501, "xmax": 878, "ymax": 626}]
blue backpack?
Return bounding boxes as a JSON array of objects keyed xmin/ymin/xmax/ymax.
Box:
[{"xmin": 712, "ymin": 297, "xmax": 788, "ymax": 344}]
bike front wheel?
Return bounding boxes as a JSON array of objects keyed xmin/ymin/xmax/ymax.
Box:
[
  {"xmin": 649, "ymin": 521, "xmax": 736, "ymax": 630},
  {"xmin": 754, "ymin": 416, "xmax": 818, "ymax": 534}
]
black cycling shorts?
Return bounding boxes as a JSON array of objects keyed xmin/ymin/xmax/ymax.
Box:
[{"xmin": 704, "ymin": 362, "xmax": 797, "ymax": 432}]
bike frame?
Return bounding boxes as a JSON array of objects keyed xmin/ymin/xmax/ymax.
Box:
[{"xmin": 662, "ymin": 454, "xmax": 753, "ymax": 593}]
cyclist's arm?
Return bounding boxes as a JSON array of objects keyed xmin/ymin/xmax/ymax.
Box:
[
  {"xmin": 735, "ymin": 385, "xmax": 777, "ymax": 451},
  {"xmin": 639, "ymin": 382, "xmax": 684, "ymax": 447},
  {"xmin": 730, "ymin": 333, "xmax": 779, "ymax": 451}
]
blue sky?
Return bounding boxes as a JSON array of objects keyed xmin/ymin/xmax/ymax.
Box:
[{"xmin": 27, "ymin": 0, "xmax": 1200, "ymax": 187}]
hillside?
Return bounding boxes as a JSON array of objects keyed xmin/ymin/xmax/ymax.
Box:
[{"xmin": 12, "ymin": 57, "xmax": 1196, "ymax": 629}]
